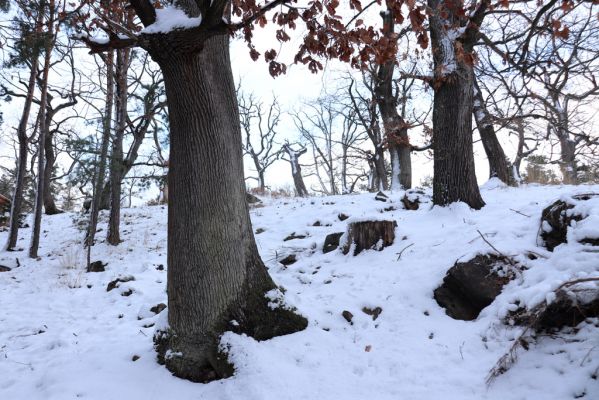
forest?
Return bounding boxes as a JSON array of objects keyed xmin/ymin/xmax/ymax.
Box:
[{"xmin": 0, "ymin": 0, "xmax": 598, "ymax": 399}]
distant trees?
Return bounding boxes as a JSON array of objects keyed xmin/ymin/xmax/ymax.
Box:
[{"xmin": 238, "ymin": 90, "xmax": 282, "ymax": 192}]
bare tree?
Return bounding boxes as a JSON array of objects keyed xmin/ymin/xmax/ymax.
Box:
[
  {"xmin": 238, "ymin": 90, "xmax": 281, "ymax": 192},
  {"xmin": 281, "ymin": 142, "xmax": 308, "ymax": 197}
]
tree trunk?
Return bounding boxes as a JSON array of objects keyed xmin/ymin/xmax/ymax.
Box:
[
  {"xmin": 429, "ymin": 0, "xmax": 485, "ymax": 209},
  {"xmin": 374, "ymin": 146, "xmax": 388, "ymax": 191},
  {"xmin": 5, "ymin": 11, "xmax": 43, "ymax": 251},
  {"xmin": 107, "ymin": 48, "xmax": 129, "ymax": 245},
  {"xmin": 29, "ymin": 0, "xmax": 55, "ymax": 259},
  {"xmin": 558, "ymin": 135, "xmax": 577, "ymax": 184},
  {"xmin": 42, "ymin": 129, "xmax": 61, "ymax": 214},
  {"xmin": 152, "ymin": 34, "xmax": 306, "ymax": 382},
  {"xmin": 86, "ymin": 51, "xmax": 114, "ymax": 247},
  {"xmin": 472, "ymin": 78, "xmax": 513, "ymax": 185},
  {"xmin": 284, "ymin": 145, "xmax": 308, "ymax": 197},
  {"xmin": 375, "ymin": 9, "xmax": 411, "ymax": 190}
]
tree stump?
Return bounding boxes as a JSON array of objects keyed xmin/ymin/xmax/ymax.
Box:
[{"xmin": 342, "ymin": 220, "xmax": 396, "ymax": 256}]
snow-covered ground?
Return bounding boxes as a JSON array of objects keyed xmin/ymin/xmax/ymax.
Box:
[{"xmin": 1, "ymin": 183, "xmax": 598, "ymax": 400}]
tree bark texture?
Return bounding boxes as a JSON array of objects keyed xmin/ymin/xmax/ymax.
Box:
[
  {"xmin": 472, "ymin": 78, "xmax": 513, "ymax": 185},
  {"xmin": 429, "ymin": 0, "xmax": 484, "ymax": 209},
  {"xmin": 42, "ymin": 129, "xmax": 61, "ymax": 214},
  {"xmin": 29, "ymin": 0, "xmax": 55, "ymax": 258},
  {"xmin": 375, "ymin": 9, "xmax": 411, "ymax": 190},
  {"xmin": 86, "ymin": 51, "xmax": 114, "ymax": 247},
  {"xmin": 5, "ymin": 10, "xmax": 43, "ymax": 251},
  {"xmin": 152, "ymin": 34, "xmax": 307, "ymax": 382},
  {"xmin": 108, "ymin": 48, "xmax": 130, "ymax": 245}
]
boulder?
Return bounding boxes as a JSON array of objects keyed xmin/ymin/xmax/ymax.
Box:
[
  {"xmin": 107, "ymin": 275, "xmax": 135, "ymax": 292},
  {"xmin": 246, "ymin": 193, "xmax": 262, "ymax": 204},
  {"xmin": 342, "ymin": 220, "xmax": 396, "ymax": 256},
  {"xmin": 338, "ymin": 213, "xmax": 350, "ymax": 221},
  {"xmin": 150, "ymin": 303, "xmax": 167, "ymax": 315},
  {"xmin": 278, "ymin": 254, "xmax": 297, "ymax": 266},
  {"xmin": 434, "ymin": 255, "xmax": 515, "ymax": 321},
  {"xmin": 374, "ymin": 191, "xmax": 388, "ymax": 202},
  {"xmin": 87, "ymin": 260, "xmax": 106, "ymax": 273},
  {"xmin": 323, "ymin": 232, "xmax": 344, "ymax": 253},
  {"xmin": 540, "ymin": 193, "xmax": 599, "ymax": 251},
  {"xmin": 510, "ymin": 285, "xmax": 599, "ymax": 331}
]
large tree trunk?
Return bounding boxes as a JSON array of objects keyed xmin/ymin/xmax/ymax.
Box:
[
  {"xmin": 5, "ymin": 10, "xmax": 43, "ymax": 250},
  {"xmin": 107, "ymin": 48, "xmax": 129, "ymax": 245},
  {"xmin": 153, "ymin": 34, "xmax": 307, "ymax": 382},
  {"xmin": 429, "ymin": 0, "xmax": 484, "ymax": 209},
  {"xmin": 472, "ymin": 78, "xmax": 513, "ymax": 185},
  {"xmin": 558, "ymin": 134, "xmax": 577, "ymax": 184},
  {"xmin": 375, "ymin": 9, "xmax": 411, "ymax": 190},
  {"xmin": 29, "ymin": 0, "xmax": 55, "ymax": 258},
  {"xmin": 42, "ymin": 129, "xmax": 61, "ymax": 214},
  {"xmin": 86, "ymin": 51, "xmax": 114, "ymax": 247}
]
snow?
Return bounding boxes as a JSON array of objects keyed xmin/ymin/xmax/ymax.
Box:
[
  {"xmin": 1, "ymin": 184, "xmax": 598, "ymax": 399},
  {"xmin": 141, "ymin": 5, "xmax": 202, "ymax": 34}
]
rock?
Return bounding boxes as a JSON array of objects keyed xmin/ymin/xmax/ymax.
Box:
[
  {"xmin": 338, "ymin": 213, "xmax": 350, "ymax": 221},
  {"xmin": 107, "ymin": 275, "xmax": 135, "ymax": 292},
  {"xmin": 255, "ymin": 228, "xmax": 265, "ymax": 234},
  {"xmin": 342, "ymin": 310, "xmax": 353, "ymax": 324},
  {"xmin": 540, "ymin": 193, "xmax": 599, "ymax": 251},
  {"xmin": 434, "ymin": 255, "xmax": 515, "ymax": 321},
  {"xmin": 87, "ymin": 260, "xmax": 106, "ymax": 273},
  {"xmin": 401, "ymin": 194, "xmax": 420, "ymax": 210},
  {"xmin": 132, "ymin": 355, "xmax": 140, "ymax": 362},
  {"xmin": 284, "ymin": 232, "xmax": 307, "ymax": 241},
  {"xmin": 121, "ymin": 288, "xmax": 133, "ymax": 297},
  {"xmin": 156, "ymin": 264, "xmax": 164, "ymax": 271},
  {"xmin": 279, "ymin": 254, "xmax": 297, "ymax": 266},
  {"xmin": 246, "ymin": 193, "xmax": 262, "ymax": 204},
  {"xmin": 362, "ymin": 306, "xmax": 382, "ymax": 321},
  {"xmin": 342, "ymin": 220, "xmax": 396, "ymax": 256},
  {"xmin": 511, "ymin": 287, "xmax": 599, "ymax": 331},
  {"xmin": 323, "ymin": 232, "xmax": 344, "ymax": 253},
  {"xmin": 375, "ymin": 191, "xmax": 388, "ymax": 202},
  {"xmin": 0, "ymin": 265, "xmax": 11, "ymax": 272},
  {"xmin": 150, "ymin": 303, "xmax": 167, "ymax": 314}
]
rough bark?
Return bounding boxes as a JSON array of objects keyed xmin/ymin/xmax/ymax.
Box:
[
  {"xmin": 429, "ymin": 0, "xmax": 485, "ymax": 209},
  {"xmin": 42, "ymin": 129, "xmax": 61, "ymax": 214},
  {"xmin": 558, "ymin": 135, "xmax": 577, "ymax": 185},
  {"xmin": 29, "ymin": 0, "xmax": 55, "ymax": 258},
  {"xmin": 151, "ymin": 33, "xmax": 307, "ymax": 382},
  {"xmin": 86, "ymin": 51, "xmax": 114, "ymax": 247},
  {"xmin": 472, "ymin": 78, "xmax": 512, "ymax": 185},
  {"xmin": 107, "ymin": 48, "xmax": 130, "ymax": 245},
  {"xmin": 5, "ymin": 11, "xmax": 43, "ymax": 251},
  {"xmin": 375, "ymin": 9, "xmax": 411, "ymax": 190}
]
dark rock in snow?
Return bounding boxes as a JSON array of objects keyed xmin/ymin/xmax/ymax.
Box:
[
  {"xmin": 342, "ymin": 220, "xmax": 396, "ymax": 256},
  {"xmin": 342, "ymin": 310, "xmax": 353, "ymax": 324},
  {"xmin": 323, "ymin": 232, "xmax": 344, "ymax": 254},
  {"xmin": 362, "ymin": 306, "xmax": 383, "ymax": 321},
  {"xmin": 375, "ymin": 191, "xmax": 388, "ymax": 202},
  {"xmin": 434, "ymin": 255, "xmax": 515, "ymax": 321},
  {"xmin": 284, "ymin": 232, "xmax": 307, "ymax": 241},
  {"xmin": 150, "ymin": 303, "xmax": 167, "ymax": 314},
  {"xmin": 338, "ymin": 213, "xmax": 350, "ymax": 221},
  {"xmin": 279, "ymin": 254, "xmax": 297, "ymax": 266},
  {"xmin": 246, "ymin": 193, "xmax": 262, "ymax": 204},
  {"xmin": 0, "ymin": 265, "xmax": 11, "ymax": 272},
  {"xmin": 401, "ymin": 194, "xmax": 420, "ymax": 210},
  {"xmin": 87, "ymin": 260, "xmax": 106, "ymax": 273},
  {"xmin": 107, "ymin": 275, "xmax": 135, "ymax": 292},
  {"xmin": 510, "ymin": 286, "xmax": 599, "ymax": 331},
  {"xmin": 540, "ymin": 193, "xmax": 599, "ymax": 251}
]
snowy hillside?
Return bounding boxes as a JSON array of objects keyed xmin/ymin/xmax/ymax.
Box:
[{"xmin": 1, "ymin": 184, "xmax": 598, "ymax": 400}]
